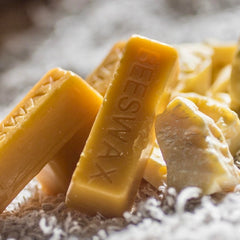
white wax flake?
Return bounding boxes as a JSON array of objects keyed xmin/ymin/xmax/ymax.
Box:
[
  {"xmin": 176, "ymin": 187, "xmax": 202, "ymax": 214},
  {"xmin": 39, "ymin": 216, "xmax": 57, "ymax": 235}
]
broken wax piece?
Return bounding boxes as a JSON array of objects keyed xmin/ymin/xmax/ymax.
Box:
[
  {"xmin": 0, "ymin": 68, "xmax": 102, "ymax": 212},
  {"xmin": 86, "ymin": 41, "xmax": 126, "ymax": 96},
  {"xmin": 143, "ymin": 139, "xmax": 166, "ymax": 189},
  {"xmin": 208, "ymin": 64, "xmax": 231, "ymax": 96},
  {"xmin": 66, "ymin": 35, "xmax": 178, "ymax": 217},
  {"xmin": 179, "ymin": 93, "xmax": 240, "ymax": 156},
  {"xmin": 230, "ymin": 41, "xmax": 240, "ymax": 106},
  {"xmin": 176, "ymin": 43, "xmax": 213, "ymax": 95},
  {"xmin": 155, "ymin": 97, "xmax": 240, "ymax": 195},
  {"xmin": 205, "ymin": 40, "xmax": 236, "ymax": 81}
]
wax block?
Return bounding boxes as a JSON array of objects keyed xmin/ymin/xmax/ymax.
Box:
[
  {"xmin": 155, "ymin": 97, "xmax": 240, "ymax": 194},
  {"xmin": 86, "ymin": 41, "xmax": 126, "ymax": 96},
  {"xmin": 0, "ymin": 68, "xmax": 102, "ymax": 212},
  {"xmin": 66, "ymin": 35, "xmax": 178, "ymax": 217}
]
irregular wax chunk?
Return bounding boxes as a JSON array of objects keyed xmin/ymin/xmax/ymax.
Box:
[
  {"xmin": 205, "ymin": 40, "xmax": 236, "ymax": 81},
  {"xmin": 208, "ymin": 64, "xmax": 231, "ymax": 95},
  {"xmin": 176, "ymin": 43, "xmax": 213, "ymax": 95},
  {"xmin": 212, "ymin": 92, "xmax": 231, "ymax": 107},
  {"xmin": 66, "ymin": 35, "xmax": 178, "ymax": 217},
  {"xmin": 86, "ymin": 41, "xmax": 126, "ymax": 96},
  {"xmin": 179, "ymin": 93, "xmax": 240, "ymax": 156},
  {"xmin": 0, "ymin": 68, "xmax": 102, "ymax": 212},
  {"xmin": 155, "ymin": 97, "xmax": 240, "ymax": 194},
  {"xmin": 143, "ymin": 139, "xmax": 166, "ymax": 189},
  {"xmin": 230, "ymin": 42, "xmax": 240, "ymax": 106}
]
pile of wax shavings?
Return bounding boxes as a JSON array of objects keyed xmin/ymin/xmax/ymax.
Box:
[{"xmin": 2, "ymin": 179, "xmax": 240, "ymax": 240}]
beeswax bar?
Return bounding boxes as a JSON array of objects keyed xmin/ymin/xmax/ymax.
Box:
[
  {"xmin": 66, "ymin": 35, "xmax": 178, "ymax": 217},
  {"xmin": 208, "ymin": 64, "xmax": 231, "ymax": 95},
  {"xmin": 86, "ymin": 41, "xmax": 126, "ymax": 96},
  {"xmin": 37, "ymin": 122, "xmax": 101, "ymax": 195},
  {"xmin": 0, "ymin": 68, "xmax": 102, "ymax": 212}
]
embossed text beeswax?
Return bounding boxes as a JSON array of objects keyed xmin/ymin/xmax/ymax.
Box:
[
  {"xmin": 0, "ymin": 68, "xmax": 102, "ymax": 212},
  {"xmin": 66, "ymin": 35, "xmax": 178, "ymax": 217}
]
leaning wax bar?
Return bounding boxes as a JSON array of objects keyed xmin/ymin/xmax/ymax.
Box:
[
  {"xmin": 86, "ymin": 41, "xmax": 126, "ymax": 96},
  {"xmin": 37, "ymin": 110, "xmax": 102, "ymax": 195},
  {"xmin": 66, "ymin": 35, "xmax": 178, "ymax": 217},
  {"xmin": 37, "ymin": 130, "xmax": 93, "ymax": 194},
  {"xmin": 0, "ymin": 68, "xmax": 102, "ymax": 212},
  {"xmin": 86, "ymin": 41, "xmax": 175, "ymax": 188}
]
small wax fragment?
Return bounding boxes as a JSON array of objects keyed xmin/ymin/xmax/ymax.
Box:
[
  {"xmin": 143, "ymin": 139, "xmax": 166, "ymax": 189},
  {"xmin": 230, "ymin": 42, "xmax": 240, "ymax": 105},
  {"xmin": 179, "ymin": 93, "xmax": 240, "ymax": 156},
  {"xmin": 205, "ymin": 40, "xmax": 236, "ymax": 81},
  {"xmin": 208, "ymin": 64, "xmax": 231, "ymax": 95},
  {"xmin": 176, "ymin": 43, "xmax": 213, "ymax": 95},
  {"xmin": 37, "ymin": 91, "xmax": 102, "ymax": 194},
  {"xmin": 86, "ymin": 41, "xmax": 126, "ymax": 96},
  {"xmin": 155, "ymin": 97, "xmax": 240, "ymax": 194},
  {"xmin": 66, "ymin": 35, "xmax": 178, "ymax": 217},
  {"xmin": 212, "ymin": 92, "xmax": 231, "ymax": 107},
  {"xmin": 0, "ymin": 68, "xmax": 102, "ymax": 212}
]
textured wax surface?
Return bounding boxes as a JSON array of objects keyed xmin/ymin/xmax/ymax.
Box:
[{"xmin": 1, "ymin": 0, "xmax": 240, "ymax": 239}]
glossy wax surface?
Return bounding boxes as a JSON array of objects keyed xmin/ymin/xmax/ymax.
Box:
[
  {"xmin": 0, "ymin": 68, "xmax": 102, "ymax": 212},
  {"xmin": 66, "ymin": 35, "xmax": 178, "ymax": 217},
  {"xmin": 37, "ymin": 79, "xmax": 103, "ymax": 195}
]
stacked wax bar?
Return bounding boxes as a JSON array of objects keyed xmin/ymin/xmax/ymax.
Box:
[{"xmin": 0, "ymin": 35, "xmax": 178, "ymax": 216}]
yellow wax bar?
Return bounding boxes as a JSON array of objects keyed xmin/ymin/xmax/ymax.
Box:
[
  {"xmin": 66, "ymin": 35, "xmax": 178, "ymax": 217},
  {"xmin": 86, "ymin": 41, "xmax": 126, "ymax": 96},
  {"xmin": 37, "ymin": 121, "xmax": 101, "ymax": 195},
  {"xmin": 0, "ymin": 68, "xmax": 102, "ymax": 212}
]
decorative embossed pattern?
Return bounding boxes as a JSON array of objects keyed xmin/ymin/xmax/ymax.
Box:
[
  {"xmin": 0, "ymin": 72, "xmax": 64, "ymax": 143},
  {"xmin": 89, "ymin": 163, "xmax": 117, "ymax": 183}
]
